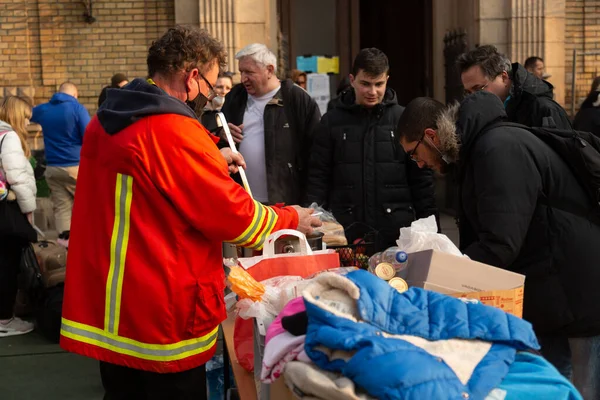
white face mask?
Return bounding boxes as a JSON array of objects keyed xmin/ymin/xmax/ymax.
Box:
[{"xmin": 211, "ymin": 96, "xmax": 225, "ymax": 109}]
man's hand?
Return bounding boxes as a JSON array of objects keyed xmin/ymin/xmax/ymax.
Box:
[
  {"xmin": 227, "ymin": 123, "xmax": 244, "ymax": 144},
  {"xmin": 220, "ymin": 148, "xmax": 246, "ymax": 174},
  {"xmin": 292, "ymin": 206, "xmax": 322, "ymax": 236},
  {"xmin": 26, "ymin": 212, "xmax": 33, "ymax": 224}
]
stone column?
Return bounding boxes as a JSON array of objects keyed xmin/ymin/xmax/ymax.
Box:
[{"xmin": 175, "ymin": 0, "xmax": 277, "ymax": 77}]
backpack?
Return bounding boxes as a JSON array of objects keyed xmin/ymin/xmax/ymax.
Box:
[{"xmin": 484, "ymin": 121, "xmax": 600, "ymax": 224}]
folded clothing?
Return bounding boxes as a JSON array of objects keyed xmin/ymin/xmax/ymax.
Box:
[
  {"xmin": 262, "ymin": 297, "xmax": 308, "ymax": 383},
  {"xmin": 284, "ymin": 361, "xmax": 375, "ymax": 400},
  {"xmin": 302, "ymin": 270, "xmax": 541, "ymax": 400}
]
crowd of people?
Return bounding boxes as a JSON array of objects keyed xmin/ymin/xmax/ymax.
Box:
[{"xmin": 0, "ymin": 24, "xmax": 599, "ymax": 399}]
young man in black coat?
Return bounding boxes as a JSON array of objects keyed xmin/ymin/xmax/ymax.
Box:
[
  {"xmin": 458, "ymin": 45, "xmax": 572, "ymax": 129},
  {"xmin": 306, "ymin": 48, "xmax": 437, "ymax": 251},
  {"xmin": 397, "ymin": 92, "xmax": 600, "ymax": 397}
]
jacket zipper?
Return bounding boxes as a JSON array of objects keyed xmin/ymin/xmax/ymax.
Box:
[
  {"xmin": 390, "ymin": 130, "xmax": 398, "ymax": 155},
  {"xmin": 342, "ymin": 132, "xmax": 347, "ymax": 160}
]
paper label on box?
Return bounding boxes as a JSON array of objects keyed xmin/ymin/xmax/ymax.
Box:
[{"xmin": 450, "ymin": 287, "xmax": 524, "ymax": 318}]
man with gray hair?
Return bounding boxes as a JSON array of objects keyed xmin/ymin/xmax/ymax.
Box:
[
  {"xmin": 220, "ymin": 43, "xmax": 321, "ymax": 205},
  {"xmin": 457, "ymin": 45, "xmax": 571, "ymax": 129}
]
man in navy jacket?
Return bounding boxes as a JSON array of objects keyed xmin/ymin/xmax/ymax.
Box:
[{"xmin": 32, "ymin": 82, "xmax": 90, "ymax": 234}]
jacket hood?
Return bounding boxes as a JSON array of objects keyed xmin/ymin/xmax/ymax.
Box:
[
  {"xmin": 0, "ymin": 120, "xmax": 13, "ymax": 133},
  {"xmin": 510, "ymin": 63, "xmax": 554, "ymax": 99},
  {"xmin": 337, "ymin": 87, "xmax": 398, "ymax": 113},
  {"xmin": 436, "ymin": 91, "xmax": 507, "ymax": 161},
  {"xmin": 50, "ymin": 92, "xmax": 78, "ymax": 104},
  {"xmin": 97, "ymin": 78, "xmax": 197, "ymax": 135},
  {"xmin": 579, "ymin": 91, "xmax": 600, "ymax": 110}
]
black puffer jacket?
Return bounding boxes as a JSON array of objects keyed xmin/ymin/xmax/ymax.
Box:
[
  {"xmin": 574, "ymin": 91, "xmax": 600, "ymax": 138},
  {"xmin": 221, "ymin": 80, "xmax": 321, "ymax": 205},
  {"xmin": 452, "ymin": 91, "xmax": 600, "ymax": 337},
  {"xmin": 506, "ymin": 63, "xmax": 572, "ymax": 129},
  {"xmin": 306, "ymin": 88, "xmax": 437, "ymax": 251}
]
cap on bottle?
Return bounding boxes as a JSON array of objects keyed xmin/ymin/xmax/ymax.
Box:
[{"xmin": 395, "ymin": 251, "xmax": 408, "ymax": 263}]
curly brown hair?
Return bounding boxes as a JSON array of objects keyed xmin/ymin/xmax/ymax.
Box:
[{"xmin": 147, "ymin": 25, "xmax": 228, "ymax": 77}]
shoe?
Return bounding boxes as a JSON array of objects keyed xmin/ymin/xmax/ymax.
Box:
[{"xmin": 0, "ymin": 317, "xmax": 34, "ymax": 337}]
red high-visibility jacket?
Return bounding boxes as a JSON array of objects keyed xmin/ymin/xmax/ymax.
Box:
[{"xmin": 60, "ymin": 81, "xmax": 298, "ymax": 373}]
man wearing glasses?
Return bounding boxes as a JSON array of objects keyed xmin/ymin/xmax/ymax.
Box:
[
  {"xmin": 220, "ymin": 43, "xmax": 321, "ymax": 205},
  {"xmin": 60, "ymin": 26, "xmax": 320, "ymax": 399},
  {"xmin": 457, "ymin": 45, "xmax": 571, "ymax": 129},
  {"xmin": 397, "ymin": 93, "xmax": 600, "ymax": 397}
]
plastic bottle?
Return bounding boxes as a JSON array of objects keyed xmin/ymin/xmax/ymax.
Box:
[
  {"xmin": 206, "ymin": 354, "xmax": 224, "ymax": 400},
  {"xmin": 381, "ymin": 247, "xmax": 409, "ymax": 277},
  {"xmin": 367, "ymin": 252, "xmax": 382, "ymax": 273}
]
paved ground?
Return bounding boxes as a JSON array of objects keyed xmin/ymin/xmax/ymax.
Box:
[{"xmin": 0, "ymin": 214, "xmax": 459, "ymax": 400}]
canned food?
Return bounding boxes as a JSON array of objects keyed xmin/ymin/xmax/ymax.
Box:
[
  {"xmin": 375, "ymin": 262, "xmax": 395, "ymax": 281},
  {"xmin": 389, "ymin": 277, "xmax": 409, "ymax": 293}
]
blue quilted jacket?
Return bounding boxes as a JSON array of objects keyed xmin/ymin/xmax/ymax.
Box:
[{"xmin": 303, "ymin": 270, "xmax": 578, "ymax": 400}]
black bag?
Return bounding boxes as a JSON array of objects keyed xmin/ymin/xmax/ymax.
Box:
[
  {"xmin": 36, "ymin": 284, "xmax": 64, "ymax": 343},
  {"xmin": 0, "ymin": 133, "xmax": 37, "ymax": 242},
  {"xmin": 484, "ymin": 122, "xmax": 600, "ymax": 223},
  {"xmin": 18, "ymin": 243, "xmax": 44, "ymax": 295}
]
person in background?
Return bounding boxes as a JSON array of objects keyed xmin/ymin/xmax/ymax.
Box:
[
  {"xmin": 289, "ymin": 69, "xmax": 307, "ymax": 90},
  {"xmin": 306, "ymin": 48, "xmax": 437, "ymax": 251},
  {"xmin": 221, "ymin": 43, "xmax": 321, "ymax": 206},
  {"xmin": 201, "ymin": 72, "xmax": 234, "ymax": 133},
  {"xmin": 327, "ymin": 76, "xmax": 351, "ymax": 112},
  {"xmin": 457, "ymin": 46, "xmax": 571, "ymax": 129},
  {"xmin": 98, "ymin": 73, "xmax": 129, "ymax": 108},
  {"xmin": 524, "ymin": 56, "xmax": 549, "ymax": 80},
  {"xmin": 31, "ymin": 82, "xmax": 90, "ymax": 236},
  {"xmin": 60, "ymin": 26, "xmax": 320, "ymax": 400},
  {"xmin": 397, "ymin": 93, "xmax": 600, "ymax": 398},
  {"xmin": 0, "ymin": 96, "xmax": 37, "ymax": 337},
  {"xmin": 574, "ymin": 76, "xmax": 600, "ymax": 138}
]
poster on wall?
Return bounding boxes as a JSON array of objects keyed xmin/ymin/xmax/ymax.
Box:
[{"xmin": 307, "ymin": 73, "xmax": 330, "ymax": 115}]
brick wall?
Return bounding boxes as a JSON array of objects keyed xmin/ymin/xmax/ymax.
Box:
[
  {"xmin": 0, "ymin": 0, "xmax": 175, "ymax": 114},
  {"xmin": 565, "ymin": 0, "xmax": 600, "ymax": 116}
]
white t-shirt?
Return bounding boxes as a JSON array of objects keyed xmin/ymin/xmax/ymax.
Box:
[{"xmin": 239, "ymin": 86, "xmax": 281, "ymax": 203}]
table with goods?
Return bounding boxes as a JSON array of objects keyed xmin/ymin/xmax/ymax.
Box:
[{"xmin": 219, "ymin": 213, "xmax": 582, "ymax": 400}]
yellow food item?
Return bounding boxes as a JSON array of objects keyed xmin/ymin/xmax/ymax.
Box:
[{"xmin": 227, "ymin": 266, "xmax": 265, "ymax": 302}]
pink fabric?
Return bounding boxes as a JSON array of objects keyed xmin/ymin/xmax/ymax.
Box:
[
  {"xmin": 265, "ymin": 297, "xmax": 306, "ymax": 344},
  {"xmin": 260, "ymin": 332, "xmax": 305, "ymax": 383}
]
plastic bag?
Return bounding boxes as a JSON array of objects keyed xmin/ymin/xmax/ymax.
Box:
[
  {"xmin": 227, "ymin": 266, "xmax": 265, "ymax": 302},
  {"xmin": 396, "ymin": 215, "xmax": 463, "ymax": 256},
  {"xmin": 309, "ymin": 202, "xmax": 348, "ymax": 246},
  {"xmin": 235, "ymin": 275, "xmax": 304, "ymax": 321},
  {"xmin": 233, "ymin": 317, "xmax": 254, "ymax": 371}
]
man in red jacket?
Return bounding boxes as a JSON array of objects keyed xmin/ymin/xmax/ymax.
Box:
[{"xmin": 60, "ymin": 26, "xmax": 320, "ymax": 400}]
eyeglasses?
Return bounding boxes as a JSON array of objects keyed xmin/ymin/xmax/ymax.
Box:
[
  {"xmin": 408, "ymin": 133, "xmax": 425, "ymax": 162},
  {"xmin": 199, "ymin": 73, "xmax": 216, "ymax": 100},
  {"xmin": 463, "ymin": 81, "xmax": 490, "ymax": 97}
]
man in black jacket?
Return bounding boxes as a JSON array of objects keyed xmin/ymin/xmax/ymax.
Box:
[
  {"xmin": 574, "ymin": 88, "xmax": 600, "ymax": 138},
  {"xmin": 221, "ymin": 43, "xmax": 320, "ymax": 205},
  {"xmin": 457, "ymin": 45, "xmax": 571, "ymax": 129},
  {"xmin": 306, "ymin": 48, "xmax": 437, "ymax": 251},
  {"xmin": 397, "ymin": 92, "xmax": 600, "ymax": 396}
]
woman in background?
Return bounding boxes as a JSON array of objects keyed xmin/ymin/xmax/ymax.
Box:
[{"xmin": 0, "ymin": 96, "xmax": 37, "ymax": 337}]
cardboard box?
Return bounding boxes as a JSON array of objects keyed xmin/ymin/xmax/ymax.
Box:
[{"xmin": 404, "ymin": 250, "xmax": 525, "ymax": 318}]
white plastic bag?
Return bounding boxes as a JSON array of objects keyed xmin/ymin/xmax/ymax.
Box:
[
  {"xmin": 396, "ymin": 215, "xmax": 463, "ymax": 256},
  {"xmin": 235, "ymin": 275, "xmax": 305, "ymax": 324}
]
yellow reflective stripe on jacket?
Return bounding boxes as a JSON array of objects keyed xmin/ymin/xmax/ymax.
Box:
[
  {"xmin": 248, "ymin": 206, "xmax": 277, "ymax": 250},
  {"xmin": 104, "ymin": 173, "xmax": 133, "ymax": 334},
  {"xmin": 228, "ymin": 200, "xmax": 279, "ymax": 250},
  {"xmin": 61, "ymin": 318, "xmax": 218, "ymax": 362}
]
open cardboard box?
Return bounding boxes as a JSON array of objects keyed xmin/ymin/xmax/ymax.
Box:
[{"xmin": 404, "ymin": 250, "xmax": 525, "ymax": 318}]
